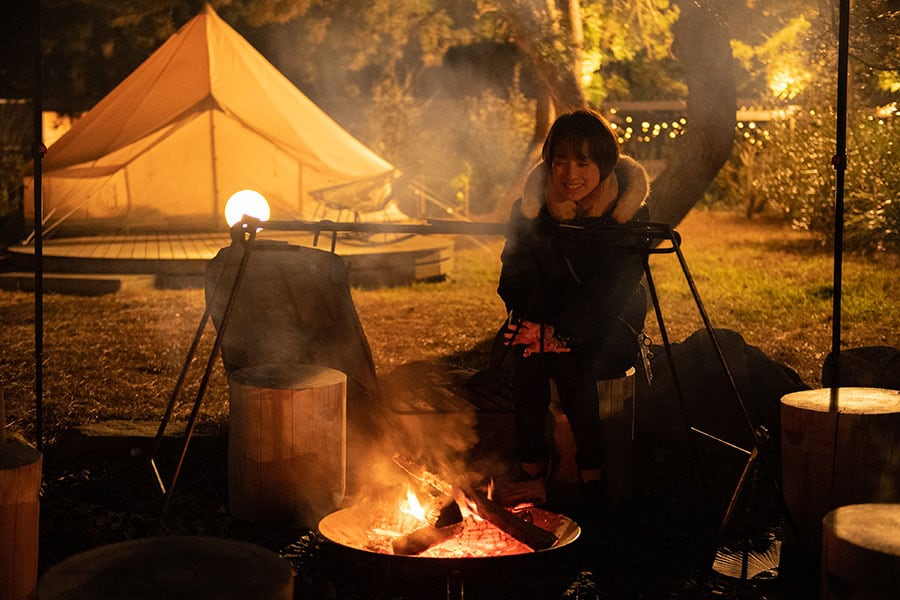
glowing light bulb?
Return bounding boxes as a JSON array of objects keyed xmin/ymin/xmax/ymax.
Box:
[{"xmin": 225, "ymin": 189, "xmax": 270, "ymax": 228}]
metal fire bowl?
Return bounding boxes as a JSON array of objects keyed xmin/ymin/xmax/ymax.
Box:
[{"xmin": 318, "ymin": 504, "xmax": 581, "ymax": 564}]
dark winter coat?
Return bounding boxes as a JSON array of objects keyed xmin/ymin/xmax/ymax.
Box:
[{"xmin": 497, "ymin": 155, "xmax": 651, "ymax": 377}]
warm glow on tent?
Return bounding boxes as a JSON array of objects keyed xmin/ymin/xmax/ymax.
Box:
[{"xmin": 225, "ymin": 189, "xmax": 271, "ymax": 227}]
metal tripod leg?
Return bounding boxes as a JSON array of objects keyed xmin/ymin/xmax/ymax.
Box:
[
  {"xmin": 667, "ymin": 233, "xmax": 801, "ymax": 554},
  {"xmin": 712, "ymin": 427, "xmax": 772, "ymax": 581},
  {"xmin": 127, "ymin": 220, "xmax": 260, "ymax": 531},
  {"xmin": 154, "ymin": 225, "xmax": 259, "ymax": 529},
  {"xmin": 641, "ymin": 252, "xmax": 718, "ymax": 530},
  {"xmin": 639, "ymin": 225, "xmax": 803, "ymax": 567}
]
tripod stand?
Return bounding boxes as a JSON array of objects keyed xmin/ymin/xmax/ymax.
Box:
[{"xmin": 633, "ymin": 222, "xmax": 800, "ymax": 579}]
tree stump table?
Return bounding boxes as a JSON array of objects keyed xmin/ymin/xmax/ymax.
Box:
[
  {"xmin": 781, "ymin": 387, "xmax": 900, "ymax": 560},
  {"xmin": 821, "ymin": 503, "xmax": 900, "ymax": 600},
  {"xmin": 0, "ymin": 439, "xmax": 42, "ymax": 600},
  {"xmin": 550, "ymin": 367, "xmax": 636, "ymax": 509},
  {"xmin": 228, "ymin": 363, "xmax": 346, "ymax": 527},
  {"xmin": 37, "ymin": 536, "xmax": 294, "ymax": 599}
]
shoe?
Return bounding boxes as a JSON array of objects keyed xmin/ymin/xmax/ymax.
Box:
[
  {"xmin": 493, "ymin": 459, "xmax": 551, "ymax": 507},
  {"xmin": 518, "ymin": 458, "xmax": 551, "ymax": 484},
  {"xmin": 494, "ymin": 478, "xmax": 547, "ymax": 508}
]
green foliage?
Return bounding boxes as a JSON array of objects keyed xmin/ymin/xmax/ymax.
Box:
[
  {"xmin": 731, "ymin": 16, "xmax": 812, "ymax": 101},
  {"xmin": 452, "ymin": 91, "xmax": 533, "ymax": 213},
  {"xmin": 701, "ymin": 129, "xmax": 770, "ymax": 215},
  {"xmin": 275, "ymin": 0, "xmax": 536, "ymax": 215},
  {"xmin": 704, "ymin": 1, "xmax": 899, "ymax": 252},
  {"xmin": 27, "ymin": 1, "xmax": 209, "ymax": 113},
  {"xmin": 0, "ymin": 100, "xmax": 29, "ymax": 226},
  {"xmin": 706, "ymin": 108, "xmax": 899, "ymax": 252},
  {"xmin": 582, "ymin": 1, "xmax": 680, "ymax": 104}
]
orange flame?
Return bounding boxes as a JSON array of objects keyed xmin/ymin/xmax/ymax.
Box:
[
  {"xmin": 400, "ymin": 486, "xmax": 427, "ymax": 522},
  {"xmin": 452, "ymin": 486, "xmax": 482, "ymax": 522}
]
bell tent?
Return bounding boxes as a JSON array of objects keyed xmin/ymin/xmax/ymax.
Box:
[{"xmin": 25, "ymin": 4, "xmax": 396, "ymax": 235}]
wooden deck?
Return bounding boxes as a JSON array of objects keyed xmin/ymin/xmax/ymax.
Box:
[
  {"xmin": 3, "ymin": 231, "xmax": 455, "ymax": 293},
  {"xmin": 14, "ymin": 232, "xmax": 231, "ymax": 261}
]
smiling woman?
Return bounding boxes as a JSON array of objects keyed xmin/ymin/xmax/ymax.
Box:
[{"xmin": 496, "ymin": 108, "xmax": 651, "ymax": 508}]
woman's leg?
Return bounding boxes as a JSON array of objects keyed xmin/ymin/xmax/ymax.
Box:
[
  {"xmin": 553, "ymin": 354, "xmax": 604, "ymax": 475},
  {"xmin": 512, "ymin": 351, "xmax": 552, "ymax": 469}
]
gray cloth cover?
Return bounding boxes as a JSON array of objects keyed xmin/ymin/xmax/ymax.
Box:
[{"xmin": 204, "ymin": 240, "xmax": 382, "ymax": 433}]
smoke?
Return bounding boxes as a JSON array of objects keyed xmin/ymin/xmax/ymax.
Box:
[
  {"xmin": 344, "ymin": 360, "xmax": 498, "ymax": 507},
  {"xmin": 261, "ymin": 15, "xmax": 534, "ymax": 217}
]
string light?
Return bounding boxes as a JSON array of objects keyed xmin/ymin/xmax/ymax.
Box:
[{"xmin": 604, "ymin": 103, "xmax": 892, "ymax": 154}]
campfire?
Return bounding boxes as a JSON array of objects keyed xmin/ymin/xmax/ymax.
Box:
[{"xmin": 318, "ymin": 454, "xmax": 580, "ymax": 559}]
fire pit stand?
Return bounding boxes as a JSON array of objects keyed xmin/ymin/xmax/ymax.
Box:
[{"xmin": 318, "ymin": 502, "xmax": 582, "ymax": 600}]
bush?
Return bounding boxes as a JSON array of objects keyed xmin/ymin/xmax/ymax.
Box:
[{"xmin": 707, "ymin": 107, "xmax": 899, "ymax": 252}]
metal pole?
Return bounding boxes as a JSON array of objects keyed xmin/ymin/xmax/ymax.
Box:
[
  {"xmin": 32, "ymin": 0, "xmax": 44, "ymax": 452},
  {"xmin": 829, "ymin": 0, "xmax": 850, "ymax": 403}
]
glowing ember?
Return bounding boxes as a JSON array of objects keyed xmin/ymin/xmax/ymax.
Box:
[
  {"xmin": 318, "ymin": 455, "xmax": 579, "ymax": 559},
  {"xmin": 418, "ymin": 515, "xmax": 531, "ymax": 557},
  {"xmin": 319, "ymin": 496, "xmax": 577, "ymax": 559}
]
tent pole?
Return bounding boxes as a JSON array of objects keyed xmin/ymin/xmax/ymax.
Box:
[
  {"xmin": 829, "ymin": 0, "xmax": 850, "ymax": 408},
  {"xmin": 209, "ymin": 111, "xmax": 220, "ymax": 220},
  {"xmin": 31, "ymin": 0, "xmax": 45, "ymax": 452}
]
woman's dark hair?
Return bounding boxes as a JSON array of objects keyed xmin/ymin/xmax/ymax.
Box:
[{"xmin": 541, "ymin": 109, "xmax": 619, "ymax": 177}]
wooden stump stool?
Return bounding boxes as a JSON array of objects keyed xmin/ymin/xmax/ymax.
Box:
[
  {"xmin": 781, "ymin": 387, "xmax": 900, "ymax": 560},
  {"xmin": 550, "ymin": 367, "xmax": 636, "ymax": 508},
  {"xmin": 1, "ymin": 439, "xmax": 42, "ymax": 600},
  {"xmin": 228, "ymin": 363, "xmax": 346, "ymax": 527},
  {"xmin": 821, "ymin": 503, "xmax": 900, "ymax": 600},
  {"xmin": 37, "ymin": 536, "xmax": 294, "ymax": 599}
]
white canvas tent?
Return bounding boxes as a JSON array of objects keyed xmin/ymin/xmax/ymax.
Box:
[{"xmin": 25, "ymin": 4, "xmax": 396, "ymax": 234}]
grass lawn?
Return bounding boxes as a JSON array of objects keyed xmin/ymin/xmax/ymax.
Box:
[{"xmin": 1, "ymin": 208, "xmax": 897, "ymax": 447}]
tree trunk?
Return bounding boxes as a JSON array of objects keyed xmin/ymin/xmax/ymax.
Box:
[
  {"xmin": 646, "ymin": 1, "xmax": 736, "ymax": 226},
  {"xmin": 821, "ymin": 504, "xmax": 900, "ymax": 600},
  {"xmin": 494, "ymin": 0, "xmax": 736, "ymax": 228},
  {"xmin": 499, "ymin": 0, "xmax": 586, "ymax": 112},
  {"xmin": 491, "ymin": 0, "xmax": 586, "ymax": 220}
]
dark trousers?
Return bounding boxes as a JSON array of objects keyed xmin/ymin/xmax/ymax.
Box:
[{"xmin": 512, "ymin": 350, "xmax": 604, "ymax": 471}]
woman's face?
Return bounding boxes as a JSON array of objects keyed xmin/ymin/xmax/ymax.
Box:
[{"xmin": 549, "ymin": 141, "xmax": 602, "ymax": 204}]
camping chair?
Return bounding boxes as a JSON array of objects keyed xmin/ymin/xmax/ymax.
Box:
[{"xmin": 309, "ymin": 171, "xmax": 397, "ymax": 224}]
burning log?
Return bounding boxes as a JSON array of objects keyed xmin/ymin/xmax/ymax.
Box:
[
  {"xmin": 391, "ymin": 453, "xmax": 558, "ymax": 552},
  {"xmin": 319, "ymin": 503, "xmax": 580, "ymax": 559},
  {"xmin": 433, "ymin": 499, "xmax": 463, "ymax": 528},
  {"xmin": 392, "ymin": 523, "xmax": 464, "ymax": 556},
  {"xmin": 465, "ymin": 487, "xmax": 558, "ymax": 551},
  {"xmin": 392, "ymin": 453, "xmax": 453, "ymax": 496},
  {"xmin": 392, "ymin": 495, "xmax": 464, "ymax": 555}
]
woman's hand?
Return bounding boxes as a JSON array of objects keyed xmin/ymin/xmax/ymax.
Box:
[{"xmin": 504, "ymin": 320, "xmax": 571, "ymax": 357}]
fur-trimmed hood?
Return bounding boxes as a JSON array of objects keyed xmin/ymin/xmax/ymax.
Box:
[{"xmin": 519, "ymin": 155, "xmax": 650, "ymax": 223}]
